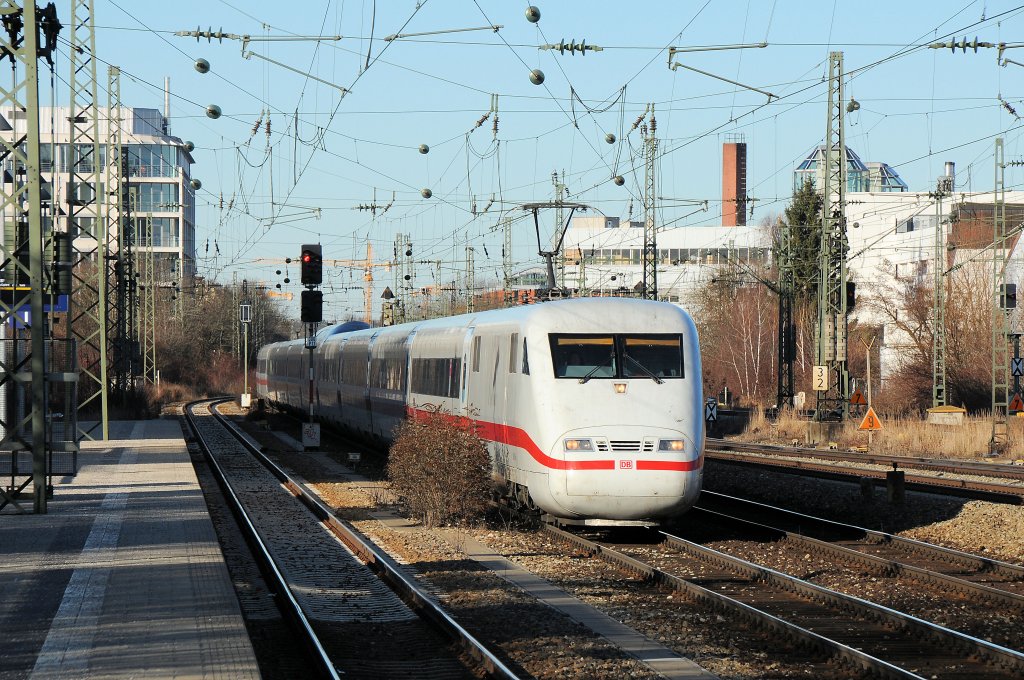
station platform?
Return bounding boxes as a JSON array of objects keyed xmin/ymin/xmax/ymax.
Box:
[{"xmin": 0, "ymin": 419, "xmax": 260, "ymax": 679}]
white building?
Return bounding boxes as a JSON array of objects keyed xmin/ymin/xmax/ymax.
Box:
[
  {"xmin": 1, "ymin": 106, "xmax": 196, "ymax": 283},
  {"xmin": 552, "ymin": 186, "xmax": 1024, "ymax": 388},
  {"xmin": 557, "ymin": 215, "xmax": 771, "ymax": 305}
]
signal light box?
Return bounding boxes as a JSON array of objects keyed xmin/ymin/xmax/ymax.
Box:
[
  {"xmin": 300, "ymin": 243, "xmax": 323, "ymax": 285},
  {"xmin": 301, "ymin": 289, "xmax": 323, "ymax": 323}
]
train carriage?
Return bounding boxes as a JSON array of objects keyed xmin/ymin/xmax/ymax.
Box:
[{"xmin": 256, "ymin": 297, "xmax": 704, "ymax": 524}]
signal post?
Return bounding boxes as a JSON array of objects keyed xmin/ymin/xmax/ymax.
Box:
[{"xmin": 300, "ymin": 244, "xmax": 323, "ymax": 449}]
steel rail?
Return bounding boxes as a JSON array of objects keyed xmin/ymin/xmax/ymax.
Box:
[
  {"xmin": 184, "ymin": 399, "xmax": 340, "ymax": 680},
  {"xmin": 700, "ymin": 490, "xmax": 1024, "ymax": 581},
  {"xmin": 707, "ymin": 437, "xmax": 1024, "ymax": 481},
  {"xmin": 655, "ymin": 529, "xmax": 1024, "ymax": 675},
  {"xmin": 547, "ymin": 522, "xmax": 1024, "ymax": 678},
  {"xmin": 706, "ymin": 450, "xmax": 1024, "ymax": 504},
  {"xmin": 543, "ymin": 524, "xmax": 922, "ymax": 680},
  {"xmin": 209, "ymin": 402, "xmax": 521, "ymax": 680},
  {"xmin": 689, "ymin": 504, "xmax": 1024, "ymax": 610}
]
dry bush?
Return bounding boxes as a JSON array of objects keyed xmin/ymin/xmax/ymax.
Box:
[
  {"xmin": 386, "ymin": 405, "xmax": 492, "ymax": 527},
  {"xmin": 142, "ymin": 381, "xmax": 197, "ymax": 415}
]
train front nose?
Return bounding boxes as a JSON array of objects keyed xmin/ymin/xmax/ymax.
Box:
[{"xmin": 548, "ymin": 427, "xmax": 702, "ymax": 520}]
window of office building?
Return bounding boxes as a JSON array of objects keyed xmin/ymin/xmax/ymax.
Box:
[
  {"xmin": 131, "ymin": 182, "xmax": 178, "ymax": 212},
  {"xmin": 134, "ymin": 217, "xmax": 179, "ymax": 247}
]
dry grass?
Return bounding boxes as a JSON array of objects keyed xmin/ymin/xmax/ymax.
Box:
[{"xmin": 737, "ymin": 407, "xmax": 1024, "ymax": 460}]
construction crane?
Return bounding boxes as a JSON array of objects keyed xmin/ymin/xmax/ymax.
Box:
[{"xmin": 252, "ymin": 243, "xmax": 392, "ymax": 323}]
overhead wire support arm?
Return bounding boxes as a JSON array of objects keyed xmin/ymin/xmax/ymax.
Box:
[
  {"xmin": 668, "ymin": 42, "xmax": 767, "ymax": 58},
  {"xmin": 384, "ymin": 25, "xmax": 502, "ymax": 41},
  {"xmin": 242, "ymin": 50, "xmax": 349, "ymax": 94},
  {"xmin": 669, "ymin": 61, "xmax": 776, "ymax": 100}
]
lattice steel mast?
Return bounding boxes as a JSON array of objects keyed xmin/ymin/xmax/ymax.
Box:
[
  {"xmin": 68, "ymin": 0, "xmax": 108, "ymax": 440},
  {"xmin": 465, "ymin": 245, "xmax": 475, "ymax": 312},
  {"xmin": 0, "ymin": 1, "xmax": 48, "ymax": 511},
  {"xmin": 139, "ymin": 213, "xmax": 156, "ymax": 384},
  {"xmin": 931, "ymin": 172, "xmax": 952, "ymax": 407},
  {"xmin": 776, "ymin": 220, "xmax": 796, "ymax": 409},
  {"xmin": 991, "ymin": 138, "xmax": 1010, "ymax": 452},
  {"xmin": 814, "ymin": 52, "xmax": 850, "ymax": 421},
  {"xmin": 642, "ymin": 105, "xmax": 658, "ymax": 300},
  {"xmin": 502, "ymin": 215, "xmax": 513, "ymax": 306},
  {"xmin": 106, "ymin": 66, "xmax": 135, "ymax": 406}
]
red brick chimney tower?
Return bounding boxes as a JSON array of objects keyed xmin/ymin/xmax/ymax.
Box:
[{"xmin": 722, "ymin": 137, "xmax": 747, "ymax": 226}]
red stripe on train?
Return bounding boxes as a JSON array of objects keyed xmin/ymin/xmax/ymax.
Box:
[{"xmin": 407, "ymin": 406, "xmax": 701, "ymax": 473}]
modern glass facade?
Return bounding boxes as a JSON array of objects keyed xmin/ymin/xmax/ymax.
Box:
[{"xmin": 793, "ymin": 146, "xmax": 908, "ymax": 193}]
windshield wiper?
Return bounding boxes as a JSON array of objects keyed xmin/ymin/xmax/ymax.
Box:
[
  {"xmin": 623, "ymin": 353, "xmax": 664, "ymax": 384},
  {"xmin": 578, "ymin": 358, "xmax": 612, "ymax": 384}
]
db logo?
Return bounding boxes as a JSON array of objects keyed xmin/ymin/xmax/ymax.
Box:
[{"xmin": 619, "ymin": 460, "xmax": 633, "ymax": 469}]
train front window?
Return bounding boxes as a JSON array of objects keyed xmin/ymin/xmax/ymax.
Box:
[
  {"xmin": 549, "ymin": 333, "xmax": 683, "ymax": 381},
  {"xmin": 621, "ymin": 336, "xmax": 683, "ymax": 380},
  {"xmin": 550, "ymin": 335, "xmax": 615, "ymax": 379}
]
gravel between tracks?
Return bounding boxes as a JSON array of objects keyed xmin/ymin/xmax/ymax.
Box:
[
  {"xmin": 702, "ymin": 462, "xmax": 1024, "ymax": 564},
  {"xmin": 225, "ymin": 406, "xmax": 1024, "ymax": 678}
]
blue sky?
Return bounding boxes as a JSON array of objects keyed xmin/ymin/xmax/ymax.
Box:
[{"xmin": 84, "ymin": 1, "xmax": 1024, "ymax": 317}]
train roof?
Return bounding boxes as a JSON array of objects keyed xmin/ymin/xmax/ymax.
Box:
[{"xmin": 260, "ymin": 298, "xmax": 696, "ymax": 354}]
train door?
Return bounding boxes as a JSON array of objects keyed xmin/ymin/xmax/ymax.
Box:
[
  {"xmin": 366, "ymin": 330, "xmax": 381, "ymax": 434},
  {"xmin": 403, "ymin": 327, "xmax": 419, "ymax": 408},
  {"xmin": 460, "ymin": 326, "xmax": 475, "ymax": 416}
]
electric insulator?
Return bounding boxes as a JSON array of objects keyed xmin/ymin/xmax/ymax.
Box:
[
  {"xmin": 418, "ymin": 144, "xmax": 429, "ymax": 154},
  {"xmin": 404, "ymin": 274, "xmax": 411, "ymax": 280},
  {"xmin": 194, "ymin": 58, "xmax": 210, "ymax": 74},
  {"xmin": 525, "ymin": 6, "xmax": 540, "ymax": 22},
  {"xmin": 206, "ymin": 104, "xmax": 222, "ymax": 119},
  {"xmin": 529, "ymin": 69, "xmax": 545, "ymax": 85},
  {"xmin": 605, "ymin": 133, "xmax": 615, "ymax": 144},
  {"xmin": 613, "ymin": 175, "xmax": 624, "ymax": 186},
  {"xmin": 421, "ymin": 188, "xmax": 433, "ymax": 198},
  {"xmin": 405, "ymin": 248, "xmax": 412, "ymax": 256},
  {"xmin": 283, "ymin": 277, "xmax": 290, "ymax": 284}
]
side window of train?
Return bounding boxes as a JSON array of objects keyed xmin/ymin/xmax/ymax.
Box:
[
  {"xmin": 509, "ymin": 333, "xmax": 518, "ymax": 373},
  {"xmin": 472, "ymin": 335, "xmax": 481, "ymax": 372},
  {"xmin": 521, "ymin": 337, "xmax": 530, "ymax": 375}
]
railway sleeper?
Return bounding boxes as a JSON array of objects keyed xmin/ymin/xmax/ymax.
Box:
[{"xmin": 544, "ymin": 527, "xmax": 918, "ymax": 678}]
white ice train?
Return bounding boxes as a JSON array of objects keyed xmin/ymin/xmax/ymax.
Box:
[{"xmin": 256, "ymin": 297, "xmax": 705, "ymax": 524}]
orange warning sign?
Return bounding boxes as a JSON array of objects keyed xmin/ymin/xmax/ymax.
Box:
[
  {"xmin": 1011, "ymin": 393, "xmax": 1024, "ymax": 411},
  {"xmin": 850, "ymin": 389, "xmax": 867, "ymax": 405},
  {"xmin": 858, "ymin": 406, "xmax": 882, "ymax": 431}
]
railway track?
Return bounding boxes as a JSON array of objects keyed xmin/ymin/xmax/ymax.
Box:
[
  {"xmin": 692, "ymin": 491, "xmax": 1024, "ymax": 650},
  {"xmin": 705, "ymin": 438, "xmax": 1024, "ymax": 503},
  {"xmin": 184, "ymin": 399, "xmax": 519, "ymax": 680},
  {"xmin": 544, "ymin": 522, "xmax": 1024, "ymax": 679}
]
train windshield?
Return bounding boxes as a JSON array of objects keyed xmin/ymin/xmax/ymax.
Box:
[
  {"xmin": 621, "ymin": 336, "xmax": 683, "ymax": 380},
  {"xmin": 550, "ymin": 336, "xmax": 616, "ymax": 379},
  {"xmin": 549, "ymin": 334, "xmax": 683, "ymax": 381}
]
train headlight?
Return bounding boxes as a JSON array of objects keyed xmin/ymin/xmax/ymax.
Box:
[
  {"xmin": 658, "ymin": 439, "xmax": 685, "ymax": 452},
  {"xmin": 614, "ymin": 383, "xmax": 627, "ymax": 394},
  {"xmin": 564, "ymin": 438, "xmax": 594, "ymax": 451}
]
